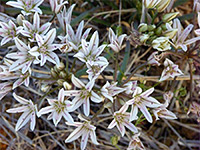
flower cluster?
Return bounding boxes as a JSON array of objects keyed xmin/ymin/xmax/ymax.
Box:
[{"xmin": 1, "ymin": 0, "xmax": 199, "ymax": 149}]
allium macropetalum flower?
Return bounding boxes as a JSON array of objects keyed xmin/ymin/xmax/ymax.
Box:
[
  {"xmin": 37, "ymin": 88, "xmax": 74, "ymax": 126},
  {"xmin": 195, "ymin": 12, "xmax": 200, "ymax": 36},
  {"xmin": 0, "ymin": 59, "xmax": 31, "ymax": 89},
  {"xmin": 29, "ymin": 29, "xmax": 61, "ymax": 66},
  {"xmin": 0, "ymin": 82, "xmax": 12, "ymax": 100},
  {"xmin": 57, "ymin": 4, "xmax": 75, "ymax": 32},
  {"xmin": 6, "ymin": 0, "xmax": 44, "ymax": 16},
  {"xmin": 172, "ymin": 18, "xmax": 200, "ymax": 51},
  {"xmin": 0, "ymin": 20, "xmax": 22, "ymax": 46},
  {"xmin": 20, "ymin": 12, "xmax": 51, "ymax": 42},
  {"xmin": 153, "ymin": 99, "xmax": 177, "ymax": 120},
  {"xmin": 6, "ymin": 93, "xmax": 38, "ymax": 131},
  {"xmin": 74, "ymin": 31, "xmax": 107, "ymax": 63},
  {"xmin": 127, "ymin": 133, "xmax": 146, "ymax": 150},
  {"xmin": 108, "ymin": 28, "xmax": 127, "ymax": 53},
  {"xmin": 193, "ymin": 0, "xmax": 200, "ymax": 12},
  {"xmin": 159, "ymin": 58, "xmax": 183, "ymax": 82},
  {"xmin": 59, "ymin": 20, "xmax": 91, "ymax": 52},
  {"xmin": 126, "ymin": 87, "xmax": 161, "ymax": 123},
  {"xmin": 65, "ymin": 115, "xmax": 99, "ymax": 150},
  {"xmin": 86, "ymin": 56, "xmax": 108, "ymax": 81},
  {"xmin": 108, "ymin": 104, "xmax": 138, "ymax": 137},
  {"xmin": 147, "ymin": 51, "xmax": 162, "ymax": 66},
  {"xmin": 123, "ymin": 81, "xmax": 137, "ymax": 95},
  {"xmin": 6, "ymin": 38, "xmax": 37, "ymax": 74},
  {"xmin": 101, "ymin": 81, "xmax": 125, "ymax": 102},
  {"xmin": 152, "ymin": 37, "xmax": 171, "ymax": 51},
  {"xmin": 64, "ymin": 75, "xmax": 102, "ymax": 116},
  {"xmin": 49, "ymin": 0, "xmax": 68, "ymax": 14}
]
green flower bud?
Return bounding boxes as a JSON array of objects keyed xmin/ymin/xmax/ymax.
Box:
[
  {"xmin": 57, "ymin": 79, "xmax": 65, "ymax": 86},
  {"xmin": 138, "ymin": 23, "xmax": 148, "ymax": 32},
  {"xmin": 162, "ymin": 12, "xmax": 179, "ymax": 22},
  {"xmin": 148, "ymin": 24, "xmax": 156, "ymax": 31},
  {"xmin": 51, "ymin": 68, "xmax": 58, "ymax": 78},
  {"xmin": 155, "ymin": 26, "xmax": 162, "ymax": 35}
]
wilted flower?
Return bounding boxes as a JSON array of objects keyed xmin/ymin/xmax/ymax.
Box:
[
  {"xmin": 38, "ymin": 88, "xmax": 74, "ymax": 126},
  {"xmin": 147, "ymin": 51, "xmax": 162, "ymax": 66},
  {"xmin": 64, "ymin": 75, "xmax": 102, "ymax": 116},
  {"xmin": 108, "ymin": 28, "xmax": 127, "ymax": 53},
  {"xmin": 127, "ymin": 133, "xmax": 146, "ymax": 150},
  {"xmin": 108, "ymin": 104, "xmax": 138, "ymax": 136},
  {"xmin": 6, "ymin": 0, "xmax": 44, "ymax": 16},
  {"xmin": 6, "ymin": 93, "xmax": 38, "ymax": 131},
  {"xmin": 123, "ymin": 81, "xmax": 137, "ymax": 95},
  {"xmin": 101, "ymin": 81, "xmax": 125, "ymax": 102},
  {"xmin": 152, "ymin": 37, "xmax": 171, "ymax": 51},
  {"xmin": 20, "ymin": 12, "xmax": 51, "ymax": 42},
  {"xmin": 57, "ymin": 4, "xmax": 75, "ymax": 32},
  {"xmin": 6, "ymin": 38, "xmax": 37, "ymax": 74},
  {"xmin": 86, "ymin": 56, "xmax": 108, "ymax": 81},
  {"xmin": 65, "ymin": 114, "xmax": 99, "ymax": 150},
  {"xmin": 159, "ymin": 58, "xmax": 183, "ymax": 81},
  {"xmin": 153, "ymin": 93, "xmax": 177, "ymax": 120},
  {"xmin": 126, "ymin": 87, "xmax": 161, "ymax": 123},
  {"xmin": 59, "ymin": 20, "xmax": 91, "ymax": 52},
  {"xmin": 172, "ymin": 18, "xmax": 200, "ymax": 51},
  {"xmin": 49, "ymin": 0, "xmax": 68, "ymax": 14},
  {"xmin": 74, "ymin": 31, "xmax": 106, "ymax": 64},
  {"xmin": 29, "ymin": 29, "xmax": 61, "ymax": 66},
  {"xmin": 187, "ymin": 102, "xmax": 200, "ymax": 122},
  {"xmin": 0, "ymin": 20, "xmax": 22, "ymax": 46}
]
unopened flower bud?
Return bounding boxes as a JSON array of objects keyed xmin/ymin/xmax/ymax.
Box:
[
  {"xmin": 155, "ymin": 26, "xmax": 162, "ymax": 35},
  {"xmin": 162, "ymin": 12, "xmax": 179, "ymax": 22},
  {"xmin": 157, "ymin": 0, "xmax": 171, "ymax": 12},
  {"xmin": 57, "ymin": 79, "xmax": 65, "ymax": 86},
  {"xmin": 138, "ymin": 23, "xmax": 148, "ymax": 32},
  {"xmin": 41, "ymin": 84, "xmax": 51, "ymax": 92},
  {"xmin": 148, "ymin": 25, "xmax": 156, "ymax": 31},
  {"xmin": 59, "ymin": 71, "xmax": 67, "ymax": 78},
  {"xmin": 51, "ymin": 68, "xmax": 58, "ymax": 78},
  {"xmin": 139, "ymin": 34, "xmax": 149, "ymax": 43},
  {"xmin": 63, "ymin": 81, "xmax": 72, "ymax": 90},
  {"xmin": 163, "ymin": 28, "xmax": 178, "ymax": 39},
  {"xmin": 56, "ymin": 62, "xmax": 65, "ymax": 71},
  {"xmin": 161, "ymin": 24, "xmax": 167, "ymax": 30},
  {"xmin": 16, "ymin": 14, "xmax": 25, "ymax": 26}
]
